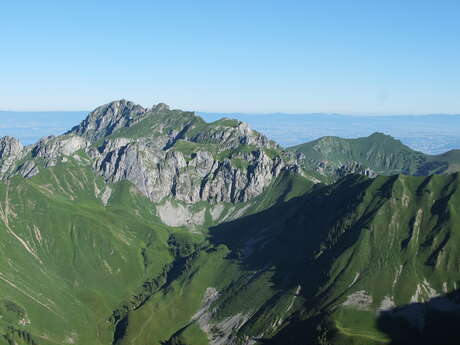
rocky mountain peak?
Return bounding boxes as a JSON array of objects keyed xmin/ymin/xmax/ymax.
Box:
[
  {"xmin": 0, "ymin": 100, "xmax": 303, "ymax": 205},
  {"xmin": 151, "ymin": 102, "xmax": 170, "ymax": 113},
  {"xmin": 368, "ymin": 131, "xmax": 392, "ymax": 138},
  {"xmin": 68, "ymin": 99, "xmax": 147, "ymax": 141}
]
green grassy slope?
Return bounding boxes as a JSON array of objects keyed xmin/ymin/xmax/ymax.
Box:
[
  {"xmin": 0, "ymin": 160, "xmax": 210, "ymax": 345},
  {"xmin": 1, "ymin": 152, "xmax": 459, "ymax": 345},
  {"xmin": 0, "ymin": 150, "xmax": 317, "ymax": 345},
  {"xmin": 289, "ymin": 132, "xmax": 460, "ymax": 176}
]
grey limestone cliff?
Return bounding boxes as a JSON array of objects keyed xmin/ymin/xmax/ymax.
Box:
[
  {"xmin": 86, "ymin": 102, "xmax": 296, "ymax": 203},
  {"xmin": 0, "ymin": 136, "xmax": 25, "ymax": 178}
]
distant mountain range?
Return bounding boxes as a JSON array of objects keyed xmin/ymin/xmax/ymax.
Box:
[
  {"xmin": 289, "ymin": 132, "xmax": 460, "ymax": 177},
  {"xmin": 2, "ymin": 110, "xmax": 460, "ymax": 154},
  {"xmin": 0, "ymin": 101, "xmax": 459, "ymax": 345},
  {"xmin": 199, "ymin": 112, "xmax": 460, "ymax": 154}
]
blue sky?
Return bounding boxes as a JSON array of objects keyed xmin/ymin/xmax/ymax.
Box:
[{"xmin": 1, "ymin": 0, "xmax": 459, "ymax": 114}]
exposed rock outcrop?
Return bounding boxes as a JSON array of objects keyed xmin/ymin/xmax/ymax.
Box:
[
  {"xmin": 91, "ymin": 136, "xmax": 291, "ymax": 203},
  {"xmin": 0, "ymin": 136, "xmax": 23, "ymax": 159},
  {"xmin": 68, "ymin": 99, "xmax": 147, "ymax": 141},
  {"xmin": 32, "ymin": 135, "xmax": 89, "ymax": 167},
  {"xmin": 296, "ymin": 152, "xmax": 377, "ymax": 180},
  {"xmin": 0, "ymin": 136, "xmax": 26, "ymax": 179}
]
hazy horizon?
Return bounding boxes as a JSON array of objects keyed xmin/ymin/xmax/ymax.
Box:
[
  {"xmin": 2, "ymin": 109, "xmax": 460, "ymax": 154},
  {"xmin": 2, "ymin": 108, "xmax": 460, "ymax": 117}
]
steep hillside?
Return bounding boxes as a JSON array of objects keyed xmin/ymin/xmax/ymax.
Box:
[
  {"xmin": 0, "ymin": 156, "xmax": 314, "ymax": 345},
  {"xmin": 0, "ymin": 101, "xmax": 459, "ymax": 345},
  {"xmin": 204, "ymin": 173, "xmax": 460, "ymax": 345},
  {"xmin": 87, "ymin": 172, "xmax": 460, "ymax": 345},
  {"xmin": 0, "ymin": 162, "xmax": 189, "ymax": 345},
  {"xmin": 290, "ymin": 132, "xmax": 460, "ymax": 177},
  {"xmin": 2, "ymin": 168, "xmax": 457, "ymax": 345}
]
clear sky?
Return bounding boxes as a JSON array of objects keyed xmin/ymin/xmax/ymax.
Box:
[{"xmin": 1, "ymin": 0, "xmax": 459, "ymax": 114}]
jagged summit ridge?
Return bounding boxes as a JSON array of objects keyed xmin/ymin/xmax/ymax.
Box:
[
  {"xmin": 81, "ymin": 101, "xmax": 297, "ymax": 203},
  {"xmin": 2, "ymin": 99, "xmax": 458, "ymax": 204},
  {"xmin": 69, "ymin": 100, "xmax": 175, "ymax": 142},
  {"xmin": 0, "ymin": 100, "xmax": 299, "ymax": 204}
]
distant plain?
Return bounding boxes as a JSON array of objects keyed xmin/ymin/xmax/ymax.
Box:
[{"xmin": 2, "ymin": 110, "xmax": 459, "ymax": 154}]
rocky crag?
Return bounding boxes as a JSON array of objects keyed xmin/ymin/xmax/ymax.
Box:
[{"xmin": 0, "ymin": 100, "xmax": 303, "ymax": 204}]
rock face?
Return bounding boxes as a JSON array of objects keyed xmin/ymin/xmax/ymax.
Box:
[
  {"xmin": 0, "ymin": 136, "xmax": 23, "ymax": 159},
  {"xmin": 93, "ymin": 138, "xmax": 289, "ymax": 203},
  {"xmin": 87, "ymin": 103, "xmax": 295, "ymax": 203},
  {"xmin": 315, "ymin": 159, "xmax": 377, "ymax": 178},
  {"xmin": 0, "ymin": 136, "xmax": 25, "ymax": 178},
  {"xmin": 32, "ymin": 135, "xmax": 89, "ymax": 167},
  {"xmin": 0, "ymin": 134, "xmax": 90, "ymax": 179},
  {"xmin": 295, "ymin": 151, "xmax": 377, "ymax": 180},
  {"xmin": 334, "ymin": 161, "xmax": 377, "ymax": 178}
]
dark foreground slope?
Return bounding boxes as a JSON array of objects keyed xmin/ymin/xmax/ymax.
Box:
[{"xmin": 203, "ymin": 173, "xmax": 460, "ymax": 345}]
